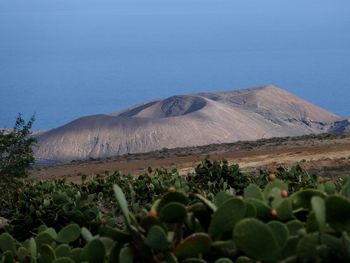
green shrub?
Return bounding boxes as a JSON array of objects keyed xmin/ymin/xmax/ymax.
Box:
[{"xmin": 0, "ymin": 114, "xmax": 36, "ymax": 179}]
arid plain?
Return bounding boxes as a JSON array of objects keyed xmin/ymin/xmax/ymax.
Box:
[{"xmin": 31, "ymin": 132, "xmax": 350, "ymax": 182}]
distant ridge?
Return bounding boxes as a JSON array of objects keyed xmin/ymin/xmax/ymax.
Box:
[{"xmin": 35, "ymin": 85, "xmax": 340, "ymax": 163}]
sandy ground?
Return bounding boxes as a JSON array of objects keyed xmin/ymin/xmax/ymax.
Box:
[{"xmin": 30, "ymin": 133, "xmax": 350, "ymax": 183}]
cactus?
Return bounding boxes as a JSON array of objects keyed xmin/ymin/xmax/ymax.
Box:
[
  {"xmin": 297, "ymin": 232, "xmax": 344, "ymax": 260},
  {"xmin": 311, "ymin": 196, "xmax": 326, "ymax": 231},
  {"xmin": 55, "ymin": 224, "xmax": 81, "ymax": 244},
  {"xmin": 161, "ymin": 252, "xmax": 176, "ymax": 263},
  {"xmin": 244, "ymin": 202, "xmax": 257, "ymax": 218},
  {"xmin": 1, "ymin": 159, "xmax": 350, "ymax": 262},
  {"xmin": 99, "ymin": 225, "xmax": 131, "ymax": 243},
  {"xmin": 44, "ymin": 228, "xmax": 58, "ymax": 240},
  {"xmin": 211, "ymin": 239, "xmax": 236, "ymax": 259},
  {"xmin": 140, "ymin": 215, "xmax": 166, "ymax": 234},
  {"xmin": 326, "ymin": 195, "xmax": 350, "ymax": 232},
  {"xmin": 40, "ymin": 244, "xmax": 56, "ymax": 263},
  {"xmin": 305, "ymin": 212, "xmax": 319, "ymax": 233},
  {"xmin": 159, "ymin": 202, "xmax": 187, "ymax": 223},
  {"xmin": 214, "ymin": 258, "xmax": 233, "ymax": 263},
  {"xmin": 324, "ymin": 181, "xmax": 336, "ymax": 195},
  {"xmin": 35, "ymin": 231, "xmax": 54, "ymax": 249},
  {"xmin": 81, "ymin": 227, "xmax": 94, "ymax": 242},
  {"xmin": 234, "ymin": 218, "xmax": 280, "ymax": 261},
  {"xmin": 157, "ymin": 191, "xmax": 189, "ymax": 212},
  {"xmin": 38, "ymin": 224, "xmax": 48, "ymax": 233},
  {"xmin": 100, "ymin": 237, "xmax": 114, "ymax": 256},
  {"xmin": 208, "ymin": 198, "xmax": 246, "ymax": 239},
  {"xmin": 52, "ymin": 257, "xmax": 75, "ymax": 263},
  {"xmin": 55, "ymin": 244, "xmax": 72, "ymax": 258},
  {"xmin": 28, "ymin": 237, "xmax": 37, "ymax": 261},
  {"xmin": 267, "ymin": 221, "xmax": 289, "ymax": 249},
  {"xmin": 119, "ymin": 245, "xmax": 134, "ymax": 263},
  {"xmin": 145, "ymin": 225, "xmax": 169, "ymax": 251},
  {"xmin": 282, "ymin": 236, "xmax": 299, "ymax": 259},
  {"xmin": 296, "ymin": 233, "xmax": 320, "ymax": 259},
  {"xmin": 71, "ymin": 248, "xmax": 83, "ymax": 263},
  {"xmin": 1, "ymin": 250, "xmax": 14, "ymax": 263},
  {"xmin": 196, "ymin": 194, "xmax": 217, "ymax": 212},
  {"xmin": 270, "ymin": 188, "xmax": 284, "ymax": 209},
  {"xmin": 85, "ymin": 238, "xmax": 106, "ymax": 263},
  {"xmin": 246, "ymin": 199, "xmax": 271, "ymax": 221},
  {"xmin": 276, "ymin": 198, "xmax": 293, "ymax": 221},
  {"xmin": 235, "ymin": 256, "xmax": 254, "ymax": 263},
  {"xmin": 244, "ymin": 184, "xmax": 264, "ymax": 201},
  {"xmin": 214, "ymin": 191, "xmax": 234, "ymax": 207},
  {"xmin": 17, "ymin": 246, "xmax": 31, "ymax": 262},
  {"xmin": 108, "ymin": 243, "xmax": 121, "ymax": 263},
  {"xmin": 113, "ymin": 184, "xmax": 131, "ymax": 225},
  {"xmin": 290, "ymin": 189, "xmax": 326, "ymax": 210},
  {"xmin": 286, "ymin": 220, "xmax": 304, "ymax": 236},
  {"xmin": 263, "ymin": 179, "xmax": 288, "ymax": 200},
  {"xmin": 181, "ymin": 259, "xmax": 208, "ymax": 263},
  {"xmin": 0, "ymin": 233, "xmax": 16, "ymax": 254},
  {"xmin": 340, "ymin": 178, "xmax": 350, "ymax": 197},
  {"xmin": 174, "ymin": 233, "xmax": 212, "ymax": 259}
]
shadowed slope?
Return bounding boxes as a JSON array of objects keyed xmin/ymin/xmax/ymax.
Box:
[
  {"xmin": 115, "ymin": 95, "xmax": 207, "ymax": 118},
  {"xmin": 329, "ymin": 119, "xmax": 350, "ymax": 133}
]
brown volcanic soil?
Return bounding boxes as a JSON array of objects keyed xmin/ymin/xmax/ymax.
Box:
[{"xmin": 30, "ymin": 132, "xmax": 350, "ymax": 183}]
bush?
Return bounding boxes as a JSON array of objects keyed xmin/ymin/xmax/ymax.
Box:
[{"xmin": 0, "ymin": 114, "xmax": 36, "ymax": 180}]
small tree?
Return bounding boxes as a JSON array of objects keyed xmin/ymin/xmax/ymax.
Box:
[{"xmin": 0, "ymin": 114, "xmax": 36, "ymax": 180}]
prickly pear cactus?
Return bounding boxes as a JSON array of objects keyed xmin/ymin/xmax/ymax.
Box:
[
  {"xmin": 55, "ymin": 224, "xmax": 81, "ymax": 244},
  {"xmin": 326, "ymin": 195, "xmax": 350, "ymax": 232},
  {"xmin": 1, "ymin": 166, "xmax": 350, "ymax": 262},
  {"xmin": 174, "ymin": 233, "xmax": 212, "ymax": 259},
  {"xmin": 145, "ymin": 225, "xmax": 169, "ymax": 251},
  {"xmin": 208, "ymin": 198, "xmax": 246, "ymax": 239},
  {"xmin": 234, "ymin": 218, "xmax": 281, "ymax": 261},
  {"xmin": 159, "ymin": 202, "xmax": 187, "ymax": 223}
]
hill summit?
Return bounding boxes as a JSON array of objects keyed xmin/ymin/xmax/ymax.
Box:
[{"xmin": 35, "ymin": 85, "xmax": 340, "ymax": 163}]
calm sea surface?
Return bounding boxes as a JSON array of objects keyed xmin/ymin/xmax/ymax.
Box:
[{"xmin": 1, "ymin": 0, "xmax": 349, "ymax": 129}]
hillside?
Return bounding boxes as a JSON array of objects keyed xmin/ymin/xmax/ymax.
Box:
[{"xmin": 34, "ymin": 85, "xmax": 340, "ymax": 163}]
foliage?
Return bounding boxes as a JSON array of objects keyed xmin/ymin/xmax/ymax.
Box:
[
  {"xmin": 0, "ymin": 114, "xmax": 36, "ymax": 180},
  {"xmin": 192, "ymin": 158, "xmax": 251, "ymax": 196},
  {"xmin": 0, "ymin": 169, "xmax": 191, "ymax": 241},
  {"xmin": 276, "ymin": 164, "xmax": 318, "ymax": 191},
  {"xmin": 0, "ymin": 158, "xmax": 349, "ymax": 262},
  {"xmin": 4, "ymin": 179, "xmax": 104, "ymax": 241},
  {"xmin": 0, "ymin": 175, "xmax": 349, "ymax": 262}
]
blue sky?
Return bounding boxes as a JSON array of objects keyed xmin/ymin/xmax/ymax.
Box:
[{"xmin": 0, "ymin": 0, "xmax": 349, "ymax": 129}]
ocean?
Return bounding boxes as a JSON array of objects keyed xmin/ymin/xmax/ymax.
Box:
[{"xmin": 0, "ymin": 0, "xmax": 349, "ymax": 130}]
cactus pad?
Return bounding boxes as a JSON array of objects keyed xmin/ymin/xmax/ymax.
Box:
[
  {"xmin": 326, "ymin": 195, "xmax": 350, "ymax": 232},
  {"xmin": 234, "ymin": 218, "xmax": 280, "ymax": 261},
  {"xmin": 159, "ymin": 202, "xmax": 187, "ymax": 223},
  {"xmin": 208, "ymin": 198, "xmax": 246, "ymax": 239},
  {"xmin": 145, "ymin": 225, "xmax": 169, "ymax": 251},
  {"xmin": 55, "ymin": 224, "xmax": 81, "ymax": 244},
  {"xmin": 174, "ymin": 233, "xmax": 212, "ymax": 259}
]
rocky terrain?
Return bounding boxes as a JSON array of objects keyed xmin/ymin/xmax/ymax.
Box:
[
  {"xmin": 31, "ymin": 132, "xmax": 350, "ymax": 182},
  {"xmin": 34, "ymin": 85, "xmax": 342, "ymax": 163}
]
